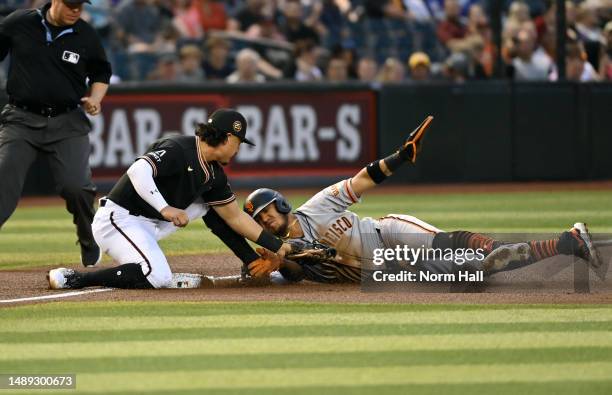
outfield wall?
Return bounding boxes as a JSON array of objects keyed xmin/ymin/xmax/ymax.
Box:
[{"xmin": 8, "ymin": 82, "xmax": 611, "ymax": 195}]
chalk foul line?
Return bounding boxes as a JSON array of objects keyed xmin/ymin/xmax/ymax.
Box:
[{"xmin": 0, "ymin": 288, "xmax": 114, "ymax": 304}]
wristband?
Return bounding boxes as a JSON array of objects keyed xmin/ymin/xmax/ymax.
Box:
[
  {"xmin": 366, "ymin": 160, "xmax": 388, "ymax": 184},
  {"xmin": 383, "ymin": 151, "xmax": 406, "ymax": 172},
  {"xmin": 256, "ymin": 229, "xmax": 283, "ymax": 252}
]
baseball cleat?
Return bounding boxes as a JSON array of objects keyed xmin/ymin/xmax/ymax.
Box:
[
  {"xmin": 80, "ymin": 242, "xmax": 102, "ymax": 267},
  {"xmin": 566, "ymin": 223, "xmax": 602, "ymax": 268},
  {"xmin": 483, "ymin": 243, "xmax": 531, "ymax": 273},
  {"xmin": 47, "ymin": 268, "xmax": 84, "ymax": 289}
]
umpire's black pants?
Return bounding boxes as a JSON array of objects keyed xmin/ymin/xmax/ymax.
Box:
[{"xmin": 0, "ymin": 104, "xmax": 97, "ymax": 247}]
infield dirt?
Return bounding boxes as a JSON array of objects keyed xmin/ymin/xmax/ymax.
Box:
[{"xmin": 1, "ymin": 252, "xmax": 611, "ymax": 306}]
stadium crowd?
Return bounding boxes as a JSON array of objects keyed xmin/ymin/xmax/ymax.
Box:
[{"xmin": 1, "ymin": 0, "xmax": 611, "ymax": 83}]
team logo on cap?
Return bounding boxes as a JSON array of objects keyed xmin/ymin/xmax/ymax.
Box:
[
  {"xmin": 232, "ymin": 121, "xmax": 242, "ymax": 132},
  {"xmin": 245, "ymin": 200, "xmax": 254, "ymax": 214}
]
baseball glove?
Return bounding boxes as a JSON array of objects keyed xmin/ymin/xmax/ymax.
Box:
[
  {"xmin": 400, "ymin": 115, "xmax": 434, "ymax": 163},
  {"xmin": 286, "ymin": 240, "xmax": 337, "ymax": 261}
]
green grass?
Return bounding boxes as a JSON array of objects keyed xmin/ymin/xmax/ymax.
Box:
[
  {"xmin": 1, "ymin": 190, "xmax": 611, "ymax": 394},
  {"xmin": 0, "ymin": 303, "xmax": 611, "ymax": 394},
  {"xmin": 1, "ymin": 190, "xmax": 611, "ymax": 268}
]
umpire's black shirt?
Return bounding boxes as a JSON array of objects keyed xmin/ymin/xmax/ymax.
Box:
[
  {"xmin": 0, "ymin": 3, "xmax": 111, "ymax": 108},
  {"xmin": 107, "ymin": 136, "xmax": 237, "ymax": 221}
]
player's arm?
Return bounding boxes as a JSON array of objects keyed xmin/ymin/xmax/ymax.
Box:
[
  {"xmin": 351, "ymin": 115, "xmax": 433, "ymax": 197},
  {"xmin": 212, "ymin": 200, "xmax": 292, "ymax": 257},
  {"xmin": 350, "ymin": 161, "xmax": 391, "ymax": 197},
  {"xmin": 202, "ymin": 209, "xmax": 260, "ymax": 267},
  {"xmin": 126, "ymin": 159, "xmax": 188, "ymax": 227}
]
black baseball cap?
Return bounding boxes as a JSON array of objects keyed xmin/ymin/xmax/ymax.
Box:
[
  {"xmin": 64, "ymin": 0, "xmax": 92, "ymax": 4},
  {"xmin": 208, "ymin": 108, "xmax": 254, "ymax": 146}
]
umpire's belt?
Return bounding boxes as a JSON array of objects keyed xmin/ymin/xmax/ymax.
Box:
[{"xmin": 9, "ymin": 98, "xmax": 78, "ymax": 117}]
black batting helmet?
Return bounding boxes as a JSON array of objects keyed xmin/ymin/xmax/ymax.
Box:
[{"xmin": 243, "ymin": 188, "xmax": 292, "ymax": 218}]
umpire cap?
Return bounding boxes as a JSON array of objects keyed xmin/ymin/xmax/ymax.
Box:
[
  {"xmin": 244, "ymin": 188, "xmax": 292, "ymax": 218},
  {"xmin": 208, "ymin": 108, "xmax": 254, "ymax": 146}
]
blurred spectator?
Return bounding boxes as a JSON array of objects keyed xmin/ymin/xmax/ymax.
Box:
[
  {"xmin": 508, "ymin": 1, "xmax": 531, "ymax": 26},
  {"xmin": 245, "ymin": 14, "xmax": 285, "ymax": 41},
  {"xmin": 444, "ymin": 51, "xmax": 469, "ymax": 82},
  {"xmin": 365, "ymin": 0, "xmax": 411, "ymax": 20},
  {"xmin": 318, "ymin": 0, "xmax": 346, "ymax": 46},
  {"xmin": 300, "ymin": 0, "xmax": 328, "ymax": 41},
  {"xmin": 195, "ymin": 0, "xmax": 227, "ymax": 32},
  {"xmin": 116, "ymin": 0, "xmax": 164, "ymax": 53},
  {"xmin": 0, "ymin": 0, "xmax": 30, "ymax": 16},
  {"xmin": 83, "ymin": 0, "xmax": 113, "ymax": 44},
  {"xmin": 377, "ymin": 57, "xmax": 405, "ymax": 82},
  {"xmin": 404, "ymin": 0, "xmax": 443, "ymax": 23},
  {"xmin": 541, "ymin": 1, "xmax": 591, "ymax": 61},
  {"xmin": 228, "ymin": 0, "xmax": 265, "ymax": 32},
  {"xmin": 468, "ymin": 34, "xmax": 490, "ymax": 79},
  {"xmin": 357, "ymin": 57, "xmax": 379, "ymax": 82},
  {"xmin": 503, "ymin": 1, "xmax": 532, "ymax": 45},
  {"xmin": 331, "ymin": 44, "xmax": 358, "ymax": 79},
  {"xmin": 408, "ymin": 52, "xmax": 431, "ymax": 81},
  {"xmin": 227, "ymin": 48, "xmax": 266, "ymax": 83},
  {"xmin": 509, "ymin": 27, "xmax": 553, "ymax": 80},
  {"xmin": 177, "ymin": 45, "xmax": 205, "ymax": 81},
  {"xmin": 280, "ymin": 0, "xmax": 320, "ymax": 44},
  {"xmin": 156, "ymin": 25, "xmax": 180, "ymax": 54},
  {"xmin": 437, "ymin": 0, "xmax": 468, "ymax": 48},
  {"xmin": 147, "ymin": 53, "xmax": 179, "ymax": 81},
  {"xmin": 467, "ymin": 3, "xmax": 487, "ymax": 36},
  {"xmin": 565, "ymin": 0, "xmax": 579, "ymax": 35},
  {"xmin": 203, "ymin": 37, "xmax": 233, "ymax": 80},
  {"xmin": 326, "ymin": 57, "xmax": 349, "ymax": 82},
  {"xmin": 172, "ymin": 0, "xmax": 204, "ymax": 39},
  {"xmin": 551, "ymin": 37, "xmax": 600, "ymax": 81},
  {"xmin": 600, "ymin": 21, "xmax": 612, "ymax": 80},
  {"xmin": 416, "ymin": 0, "xmax": 481, "ymax": 20},
  {"xmin": 576, "ymin": 1, "xmax": 604, "ymax": 68},
  {"xmin": 467, "ymin": 4, "xmax": 496, "ymax": 77},
  {"xmin": 285, "ymin": 41, "xmax": 323, "ymax": 81}
]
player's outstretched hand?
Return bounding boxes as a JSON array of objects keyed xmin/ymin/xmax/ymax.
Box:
[
  {"xmin": 160, "ymin": 206, "xmax": 189, "ymax": 227},
  {"xmin": 81, "ymin": 96, "xmax": 102, "ymax": 116},
  {"xmin": 249, "ymin": 249, "xmax": 281, "ymax": 277}
]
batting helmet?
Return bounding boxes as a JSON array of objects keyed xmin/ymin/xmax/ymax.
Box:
[{"xmin": 243, "ymin": 188, "xmax": 292, "ymax": 218}]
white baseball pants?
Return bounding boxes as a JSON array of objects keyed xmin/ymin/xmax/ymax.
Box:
[
  {"xmin": 91, "ymin": 198, "xmax": 209, "ymax": 288},
  {"xmin": 377, "ymin": 214, "xmax": 443, "ymax": 250}
]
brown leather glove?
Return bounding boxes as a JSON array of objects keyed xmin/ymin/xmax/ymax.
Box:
[{"xmin": 248, "ymin": 249, "xmax": 282, "ymax": 277}]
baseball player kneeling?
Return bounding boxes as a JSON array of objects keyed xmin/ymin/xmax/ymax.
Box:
[
  {"xmin": 234, "ymin": 117, "xmax": 601, "ymax": 283},
  {"xmin": 47, "ymin": 109, "xmax": 293, "ymax": 289}
]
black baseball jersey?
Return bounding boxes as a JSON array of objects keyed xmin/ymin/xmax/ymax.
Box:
[
  {"xmin": 108, "ymin": 135, "xmax": 236, "ymax": 220},
  {"xmin": 0, "ymin": 3, "xmax": 111, "ymax": 107}
]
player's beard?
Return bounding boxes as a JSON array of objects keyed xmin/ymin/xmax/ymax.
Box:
[{"xmin": 275, "ymin": 214, "xmax": 289, "ymax": 237}]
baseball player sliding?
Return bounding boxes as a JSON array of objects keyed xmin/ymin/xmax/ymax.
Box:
[
  {"xmin": 237, "ymin": 116, "xmax": 602, "ymax": 284},
  {"xmin": 47, "ymin": 108, "xmax": 292, "ymax": 289}
]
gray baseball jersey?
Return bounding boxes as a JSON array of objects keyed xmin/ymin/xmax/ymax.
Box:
[{"xmin": 294, "ymin": 179, "xmax": 383, "ymax": 271}]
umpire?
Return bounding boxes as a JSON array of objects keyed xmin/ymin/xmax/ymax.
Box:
[{"xmin": 0, "ymin": 0, "xmax": 111, "ymax": 266}]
